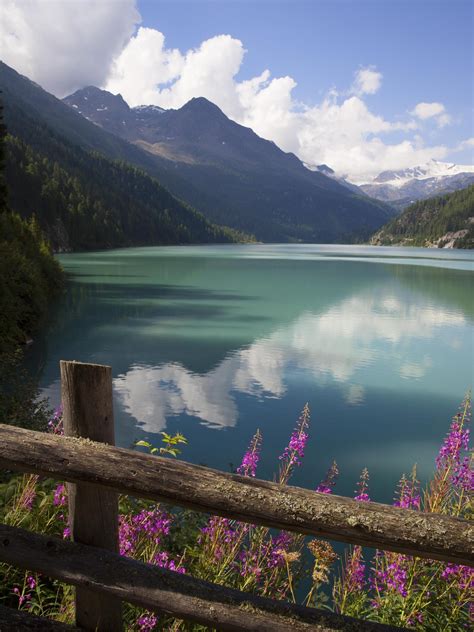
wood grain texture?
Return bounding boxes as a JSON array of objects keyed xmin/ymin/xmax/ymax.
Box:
[
  {"xmin": 0, "ymin": 524, "xmax": 407, "ymax": 632},
  {"xmin": 0, "ymin": 423, "xmax": 472, "ymax": 566},
  {"xmin": 60, "ymin": 360, "xmax": 121, "ymax": 631}
]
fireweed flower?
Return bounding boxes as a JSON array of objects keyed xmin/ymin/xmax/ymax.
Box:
[
  {"xmin": 14, "ymin": 473, "xmax": 38, "ymax": 511},
  {"xmin": 263, "ymin": 532, "xmax": 294, "ymax": 570},
  {"xmin": 436, "ymin": 397, "xmax": 471, "ymax": 470},
  {"xmin": 428, "ymin": 394, "xmax": 471, "ymax": 513},
  {"xmin": 393, "ymin": 468, "xmax": 420, "ymax": 510},
  {"xmin": 354, "ymin": 468, "xmax": 370, "ymax": 502},
  {"xmin": 237, "ymin": 429, "xmax": 262, "ymax": 477},
  {"xmin": 344, "ymin": 546, "xmax": 366, "ymax": 591},
  {"xmin": 137, "ymin": 612, "xmax": 158, "ymax": 631},
  {"xmin": 278, "ymin": 404, "xmax": 310, "ymax": 484},
  {"xmin": 374, "ymin": 553, "xmax": 409, "ymax": 597},
  {"xmin": 18, "ymin": 482, "xmax": 36, "ymax": 510},
  {"xmin": 406, "ymin": 612, "xmax": 423, "ymax": 627},
  {"xmin": 53, "ymin": 483, "xmax": 67, "ymax": 507},
  {"xmin": 154, "ymin": 551, "xmax": 186, "ymax": 574},
  {"xmin": 441, "ymin": 564, "xmax": 474, "ymax": 590},
  {"xmin": 200, "ymin": 515, "xmax": 241, "ymax": 561},
  {"xmin": 119, "ymin": 507, "xmax": 171, "ymax": 557},
  {"xmin": 200, "ymin": 431, "xmax": 262, "ymax": 562},
  {"xmin": 12, "ymin": 586, "xmax": 27, "ymax": 608},
  {"xmin": 47, "ymin": 406, "xmax": 64, "ymax": 435},
  {"xmin": 316, "ymin": 461, "xmax": 339, "ymax": 494},
  {"xmin": 452, "ymin": 454, "xmax": 474, "ymax": 492}
]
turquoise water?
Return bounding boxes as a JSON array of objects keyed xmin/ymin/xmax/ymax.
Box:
[{"xmin": 34, "ymin": 244, "xmax": 474, "ymax": 504}]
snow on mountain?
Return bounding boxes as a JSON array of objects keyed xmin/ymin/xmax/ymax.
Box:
[
  {"xmin": 371, "ymin": 159, "xmax": 474, "ymax": 188},
  {"xmin": 132, "ymin": 104, "xmax": 165, "ymax": 114},
  {"xmin": 357, "ymin": 160, "xmax": 474, "ymax": 208}
]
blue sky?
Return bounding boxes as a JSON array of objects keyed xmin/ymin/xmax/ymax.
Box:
[
  {"xmin": 138, "ymin": 0, "xmax": 472, "ymax": 145},
  {"xmin": 1, "ymin": 0, "xmax": 472, "ymax": 180}
]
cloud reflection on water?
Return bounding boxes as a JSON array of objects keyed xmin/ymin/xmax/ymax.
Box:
[{"xmin": 114, "ymin": 291, "xmax": 466, "ymax": 432}]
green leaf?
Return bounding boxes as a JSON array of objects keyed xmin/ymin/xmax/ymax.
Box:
[{"xmin": 135, "ymin": 440, "xmax": 152, "ymax": 448}]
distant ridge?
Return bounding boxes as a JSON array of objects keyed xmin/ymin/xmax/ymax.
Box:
[{"xmin": 359, "ymin": 160, "xmax": 474, "ymax": 209}]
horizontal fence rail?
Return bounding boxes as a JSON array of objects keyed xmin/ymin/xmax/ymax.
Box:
[
  {"xmin": 0, "ymin": 423, "xmax": 472, "ymax": 566},
  {"xmin": 0, "ymin": 604, "xmax": 79, "ymax": 631},
  {"xmin": 0, "ymin": 523, "xmax": 408, "ymax": 632}
]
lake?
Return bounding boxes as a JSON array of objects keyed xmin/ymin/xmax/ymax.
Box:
[{"xmin": 33, "ymin": 244, "xmax": 474, "ymax": 505}]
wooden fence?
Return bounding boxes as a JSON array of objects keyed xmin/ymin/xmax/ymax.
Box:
[{"xmin": 0, "ymin": 361, "xmax": 472, "ymax": 631}]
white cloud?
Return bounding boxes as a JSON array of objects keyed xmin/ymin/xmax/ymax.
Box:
[
  {"xmin": 0, "ymin": 0, "xmax": 140, "ymax": 97},
  {"xmin": 104, "ymin": 27, "xmax": 452, "ymax": 182},
  {"xmin": 0, "ymin": 2, "xmax": 461, "ymax": 181},
  {"xmin": 351, "ymin": 67, "xmax": 383, "ymax": 95},
  {"xmin": 411, "ymin": 102, "xmax": 452, "ymax": 128},
  {"xmin": 454, "ymin": 137, "xmax": 474, "ymax": 152},
  {"xmin": 412, "ymin": 102, "xmax": 446, "ymax": 119}
]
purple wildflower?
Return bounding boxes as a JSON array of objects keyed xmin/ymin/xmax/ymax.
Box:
[
  {"xmin": 354, "ymin": 468, "xmax": 370, "ymax": 502},
  {"xmin": 237, "ymin": 429, "xmax": 262, "ymax": 477},
  {"xmin": 239, "ymin": 549, "xmax": 263, "ymax": 581},
  {"xmin": 342, "ymin": 546, "xmax": 366, "ymax": 593},
  {"xmin": 119, "ymin": 507, "xmax": 171, "ymax": 557},
  {"xmin": 278, "ymin": 404, "xmax": 310, "ymax": 483},
  {"xmin": 441, "ymin": 564, "xmax": 474, "ymax": 590},
  {"xmin": 53, "ymin": 483, "xmax": 67, "ymax": 507},
  {"xmin": 375, "ymin": 556, "xmax": 409, "ymax": 597},
  {"xmin": 12, "ymin": 576, "xmax": 37, "ymax": 609},
  {"xmin": 47, "ymin": 407, "xmax": 64, "ymax": 435},
  {"xmin": 394, "ymin": 469, "xmax": 420, "ymax": 510},
  {"xmin": 12, "ymin": 586, "xmax": 27, "ymax": 607},
  {"xmin": 407, "ymin": 612, "xmax": 423, "ymax": 627},
  {"xmin": 316, "ymin": 461, "xmax": 339, "ymax": 494},
  {"xmin": 153, "ymin": 551, "xmax": 186, "ymax": 574},
  {"xmin": 452, "ymin": 455, "xmax": 474, "ymax": 492},
  {"xmin": 436, "ymin": 399, "xmax": 471, "ymax": 470},
  {"xmin": 267, "ymin": 532, "xmax": 293, "ymax": 569},
  {"xmin": 200, "ymin": 516, "xmax": 241, "ymax": 560},
  {"xmin": 137, "ymin": 612, "xmax": 158, "ymax": 631},
  {"xmin": 19, "ymin": 487, "xmax": 36, "ymax": 510}
]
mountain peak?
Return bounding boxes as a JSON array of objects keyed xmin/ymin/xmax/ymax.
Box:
[
  {"xmin": 64, "ymin": 86, "xmax": 130, "ymax": 114},
  {"xmin": 179, "ymin": 96, "xmax": 226, "ymax": 117},
  {"xmin": 316, "ymin": 164, "xmax": 335, "ymax": 175}
]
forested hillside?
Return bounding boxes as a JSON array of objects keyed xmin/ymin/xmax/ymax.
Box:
[
  {"xmin": 4, "ymin": 102, "xmax": 248, "ymax": 251},
  {"xmin": 0, "ymin": 100, "xmax": 64, "ymax": 428},
  {"xmin": 371, "ymin": 185, "xmax": 474, "ymax": 249}
]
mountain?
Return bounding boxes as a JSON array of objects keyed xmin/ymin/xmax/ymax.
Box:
[
  {"xmin": 359, "ymin": 160, "xmax": 474, "ymax": 209},
  {"xmin": 309, "ymin": 163, "xmax": 366, "ymax": 196},
  {"xmin": 370, "ymin": 185, "xmax": 474, "ymax": 249},
  {"xmin": 0, "ymin": 64, "xmax": 246, "ymax": 251},
  {"xmin": 63, "ymin": 84, "xmax": 393, "ymax": 242}
]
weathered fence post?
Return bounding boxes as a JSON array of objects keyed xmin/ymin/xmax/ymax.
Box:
[{"xmin": 60, "ymin": 360, "xmax": 122, "ymax": 631}]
